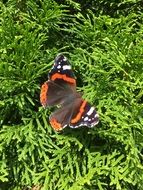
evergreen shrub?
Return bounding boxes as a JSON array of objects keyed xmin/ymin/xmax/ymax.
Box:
[{"xmin": 0, "ymin": 0, "xmax": 143, "ymax": 189}]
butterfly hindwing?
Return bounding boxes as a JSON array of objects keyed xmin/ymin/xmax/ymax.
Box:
[
  {"xmin": 70, "ymin": 101, "xmax": 99, "ymax": 128},
  {"xmin": 49, "ymin": 97, "xmax": 99, "ymax": 131},
  {"xmin": 49, "ymin": 97, "xmax": 82, "ymax": 131}
]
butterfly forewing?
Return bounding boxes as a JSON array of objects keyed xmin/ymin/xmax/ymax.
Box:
[
  {"xmin": 49, "ymin": 54, "xmax": 76, "ymax": 86},
  {"xmin": 40, "ymin": 80, "xmax": 73, "ymax": 107}
]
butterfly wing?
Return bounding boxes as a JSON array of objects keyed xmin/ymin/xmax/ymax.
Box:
[
  {"xmin": 40, "ymin": 80, "xmax": 73, "ymax": 107},
  {"xmin": 49, "ymin": 97, "xmax": 82, "ymax": 131},
  {"xmin": 49, "ymin": 97, "xmax": 99, "ymax": 131},
  {"xmin": 49, "ymin": 54, "xmax": 76, "ymax": 87},
  {"xmin": 70, "ymin": 101, "xmax": 99, "ymax": 128},
  {"xmin": 40, "ymin": 54, "xmax": 99, "ymax": 131},
  {"xmin": 40, "ymin": 54, "xmax": 76, "ymax": 107}
]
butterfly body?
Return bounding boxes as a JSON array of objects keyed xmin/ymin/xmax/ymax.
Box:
[{"xmin": 40, "ymin": 54, "xmax": 99, "ymax": 131}]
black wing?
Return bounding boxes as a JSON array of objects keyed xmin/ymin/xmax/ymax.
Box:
[
  {"xmin": 49, "ymin": 54, "xmax": 76, "ymax": 86},
  {"xmin": 70, "ymin": 101, "xmax": 99, "ymax": 128},
  {"xmin": 40, "ymin": 80, "xmax": 74, "ymax": 107}
]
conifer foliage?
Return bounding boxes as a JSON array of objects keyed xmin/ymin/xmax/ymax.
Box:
[{"xmin": 0, "ymin": 0, "xmax": 143, "ymax": 189}]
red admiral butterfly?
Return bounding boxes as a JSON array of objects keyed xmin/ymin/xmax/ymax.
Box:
[{"xmin": 40, "ymin": 54, "xmax": 99, "ymax": 131}]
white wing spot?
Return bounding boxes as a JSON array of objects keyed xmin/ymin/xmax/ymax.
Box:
[
  {"xmin": 91, "ymin": 120, "xmax": 99, "ymax": 126},
  {"xmin": 94, "ymin": 114, "xmax": 99, "ymax": 118},
  {"xmin": 63, "ymin": 57, "xmax": 67, "ymax": 61},
  {"xmin": 87, "ymin": 107, "xmax": 95, "ymax": 116},
  {"xmin": 84, "ymin": 117, "xmax": 89, "ymax": 121},
  {"xmin": 57, "ymin": 65, "xmax": 61, "ymax": 69},
  {"xmin": 63, "ymin": 65, "xmax": 71, "ymax": 70}
]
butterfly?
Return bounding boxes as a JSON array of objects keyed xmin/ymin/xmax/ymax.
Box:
[{"xmin": 40, "ymin": 54, "xmax": 99, "ymax": 131}]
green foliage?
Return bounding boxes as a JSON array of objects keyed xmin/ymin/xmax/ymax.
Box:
[{"xmin": 0, "ymin": 0, "xmax": 143, "ymax": 189}]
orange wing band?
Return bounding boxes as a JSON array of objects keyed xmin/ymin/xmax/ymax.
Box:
[
  {"xmin": 51, "ymin": 73, "xmax": 76, "ymax": 84},
  {"xmin": 40, "ymin": 82, "xmax": 48, "ymax": 107},
  {"xmin": 71, "ymin": 100, "xmax": 87, "ymax": 124},
  {"xmin": 50, "ymin": 118, "xmax": 63, "ymax": 131}
]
